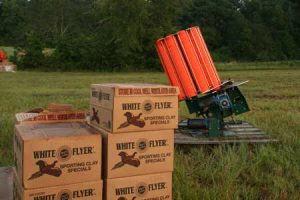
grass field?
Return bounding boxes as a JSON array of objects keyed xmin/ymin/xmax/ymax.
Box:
[{"xmin": 0, "ymin": 63, "xmax": 300, "ymax": 199}]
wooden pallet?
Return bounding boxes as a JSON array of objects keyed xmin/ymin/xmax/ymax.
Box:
[
  {"xmin": 175, "ymin": 121, "xmax": 278, "ymax": 145},
  {"xmin": 0, "ymin": 167, "xmax": 13, "ymax": 200}
]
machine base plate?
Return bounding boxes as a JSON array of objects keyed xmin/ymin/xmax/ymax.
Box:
[{"xmin": 176, "ymin": 120, "xmax": 278, "ymax": 145}]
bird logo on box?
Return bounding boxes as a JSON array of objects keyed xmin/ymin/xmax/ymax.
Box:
[
  {"xmin": 112, "ymin": 152, "xmax": 140, "ymax": 170},
  {"xmin": 28, "ymin": 160, "xmax": 62, "ymax": 180},
  {"xmin": 118, "ymin": 112, "xmax": 145, "ymax": 129},
  {"xmin": 118, "ymin": 197, "xmax": 136, "ymax": 200},
  {"xmin": 91, "ymin": 107, "xmax": 100, "ymax": 124}
]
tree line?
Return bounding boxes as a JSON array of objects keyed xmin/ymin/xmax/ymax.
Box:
[{"xmin": 0, "ymin": 0, "xmax": 299, "ymax": 71}]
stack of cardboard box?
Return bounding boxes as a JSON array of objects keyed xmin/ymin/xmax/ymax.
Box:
[
  {"xmin": 89, "ymin": 83, "xmax": 179, "ymax": 200},
  {"xmin": 13, "ymin": 122, "xmax": 103, "ymax": 200}
]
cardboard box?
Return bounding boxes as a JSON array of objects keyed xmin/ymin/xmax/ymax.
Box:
[
  {"xmin": 14, "ymin": 122, "xmax": 102, "ymax": 189},
  {"xmin": 105, "ymin": 172, "xmax": 172, "ymax": 200},
  {"xmin": 13, "ymin": 169, "xmax": 103, "ymax": 200},
  {"xmin": 90, "ymin": 83, "xmax": 179, "ymax": 133},
  {"xmin": 101, "ymin": 128, "xmax": 174, "ymax": 179}
]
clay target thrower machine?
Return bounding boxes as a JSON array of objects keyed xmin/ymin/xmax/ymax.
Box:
[{"xmin": 155, "ymin": 27, "xmax": 250, "ymax": 137}]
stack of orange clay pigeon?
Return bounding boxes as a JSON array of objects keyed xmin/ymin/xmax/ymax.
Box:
[
  {"xmin": 89, "ymin": 83, "xmax": 179, "ymax": 200},
  {"xmin": 13, "ymin": 104, "xmax": 103, "ymax": 200}
]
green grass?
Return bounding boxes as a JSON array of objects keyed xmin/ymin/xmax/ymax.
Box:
[
  {"xmin": 0, "ymin": 63, "xmax": 300, "ymax": 199},
  {"xmin": 216, "ymin": 61, "xmax": 300, "ymax": 71}
]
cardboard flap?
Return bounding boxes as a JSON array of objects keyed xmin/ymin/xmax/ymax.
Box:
[
  {"xmin": 15, "ymin": 104, "xmax": 86, "ymax": 124},
  {"xmin": 16, "ymin": 122, "xmax": 97, "ymax": 140},
  {"xmin": 91, "ymin": 83, "xmax": 179, "ymax": 97}
]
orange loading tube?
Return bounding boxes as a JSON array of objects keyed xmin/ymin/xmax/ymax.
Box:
[
  {"xmin": 155, "ymin": 39, "xmax": 186, "ymax": 100},
  {"xmin": 187, "ymin": 27, "xmax": 221, "ymax": 90},
  {"xmin": 155, "ymin": 26, "xmax": 222, "ymax": 100},
  {"xmin": 164, "ymin": 35, "xmax": 198, "ymax": 99},
  {"xmin": 176, "ymin": 30, "xmax": 210, "ymax": 93}
]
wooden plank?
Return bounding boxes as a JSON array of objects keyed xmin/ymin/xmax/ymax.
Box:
[
  {"xmin": 0, "ymin": 167, "xmax": 13, "ymax": 200},
  {"xmin": 175, "ymin": 132, "xmax": 271, "ymax": 139},
  {"xmin": 175, "ymin": 132, "xmax": 273, "ymax": 139},
  {"xmin": 226, "ymin": 125, "xmax": 253, "ymax": 128},
  {"xmin": 174, "ymin": 138, "xmax": 277, "ymax": 144},
  {"xmin": 174, "ymin": 121, "xmax": 278, "ymax": 145},
  {"xmin": 175, "ymin": 140, "xmax": 277, "ymax": 145},
  {"xmin": 176, "ymin": 132, "xmax": 267, "ymax": 138},
  {"xmin": 230, "ymin": 131, "xmax": 265, "ymax": 135},
  {"xmin": 225, "ymin": 124, "xmax": 259, "ymax": 128},
  {"xmin": 227, "ymin": 128, "xmax": 261, "ymax": 132},
  {"xmin": 175, "ymin": 137, "xmax": 278, "ymax": 145},
  {"xmin": 175, "ymin": 136, "xmax": 273, "ymax": 143}
]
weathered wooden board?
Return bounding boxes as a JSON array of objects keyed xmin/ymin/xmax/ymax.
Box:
[
  {"xmin": 175, "ymin": 121, "xmax": 278, "ymax": 145},
  {"xmin": 0, "ymin": 167, "xmax": 13, "ymax": 200}
]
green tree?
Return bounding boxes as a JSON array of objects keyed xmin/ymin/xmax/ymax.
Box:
[
  {"xmin": 82, "ymin": 0, "xmax": 188, "ymax": 71},
  {"xmin": 241, "ymin": 0, "xmax": 298, "ymax": 60},
  {"xmin": 13, "ymin": 32, "xmax": 45, "ymax": 69},
  {"xmin": 179, "ymin": 0, "xmax": 300, "ymax": 61},
  {"xmin": 0, "ymin": 0, "xmax": 25, "ymax": 45},
  {"xmin": 179, "ymin": 0, "xmax": 246, "ymax": 60},
  {"xmin": 2, "ymin": 0, "xmax": 300, "ymax": 70}
]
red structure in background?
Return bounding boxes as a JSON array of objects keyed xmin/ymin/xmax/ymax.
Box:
[
  {"xmin": 0, "ymin": 50, "xmax": 6, "ymax": 62},
  {"xmin": 155, "ymin": 26, "xmax": 222, "ymax": 101}
]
